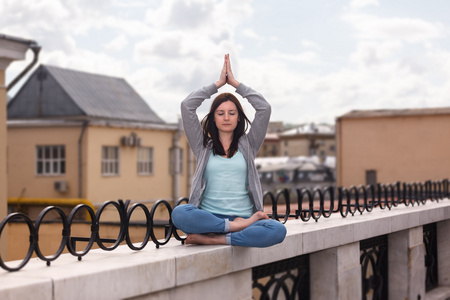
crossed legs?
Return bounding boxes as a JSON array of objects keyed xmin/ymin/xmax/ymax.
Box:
[{"xmin": 171, "ymin": 204, "xmax": 286, "ymax": 248}]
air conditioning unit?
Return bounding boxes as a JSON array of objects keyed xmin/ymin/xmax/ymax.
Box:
[
  {"xmin": 120, "ymin": 133, "xmax": 139, "ymax": 147},
  {"xmin": 120, "ymin": 136, "xmax": 128, "ymax": 146},
  {"xmin": 54, "ymin": 180, "xmax": 68, "ymax": 192},
  {"xmin": 127, "ymin": 135, "xmax": 135, "ymax": 147}
]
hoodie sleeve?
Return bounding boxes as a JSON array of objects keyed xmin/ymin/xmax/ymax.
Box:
[
  {"xmin": 235, "ymin": 83, "xmax": 271, "ymax": 155},
  {"xmin": 180, "ymin": 83, "xmax": 218, "ymax": 158}
]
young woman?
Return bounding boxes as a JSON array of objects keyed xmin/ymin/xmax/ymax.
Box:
[{"xmin": 171, "ymin": 54, "xmax": 286, "ymax": 247}]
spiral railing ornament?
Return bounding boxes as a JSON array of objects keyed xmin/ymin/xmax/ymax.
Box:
[{"xmin": 0, "ymin": 178, "xmax": 448, "ymax": 272}]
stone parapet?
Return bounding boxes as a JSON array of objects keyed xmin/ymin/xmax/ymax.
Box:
[{"xmin": 0, "ymin": 199, "xmax": 449, "ymax": 299}]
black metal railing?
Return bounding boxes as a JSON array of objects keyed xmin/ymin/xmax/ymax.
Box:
[
  {"xmin": 360, "ymin": 235, "xmax": 388, "ymax": 300},
  {"xmin": 0, "ymin": 198, "xmax": 188, "ymax": 272},
  {"xmin": 252, "ymin": 254, "xmax": 309, "ymax": 299},
  {"xmin": 0, "ymin": 178, "xmax": 448, "ymax": 272},
  {"xmin": 423, "ymin": 222, "xmax": 438, "ymax": 291},
  {"xmin": 266, "ymin": 179, "xmax": 449, "ymax": 223}
]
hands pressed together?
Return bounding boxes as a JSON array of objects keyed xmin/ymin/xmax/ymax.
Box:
[{"xmin": 215, "ymin": 53, "xmax": 240, "ymax": 89}]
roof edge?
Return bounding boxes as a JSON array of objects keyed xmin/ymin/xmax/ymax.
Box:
[{"xmin": 338, "ymin": 106, "xmax": 450, "ymax": 119}]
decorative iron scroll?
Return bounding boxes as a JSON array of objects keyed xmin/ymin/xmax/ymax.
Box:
[
  {"xmin": 252, "ymin": 254, "xmax": 309, "ymax": 300},
  {"xmin": 0, "ymin": 198, "xmax": 188, "ymax": 272},
  {"xmin": 423, "ymin": 222, "xmax": 438, "ymax": 291},
  {"xmin": 269, "ymin": 179, "xmax": 449, "ymax": 224},
  {"xmin": 0, "ymin": 178, "xmax": 448, "ymax": 272},
  {"xmin": 360, "ymin": 235, "xmax": 388, "ymax": 300}
]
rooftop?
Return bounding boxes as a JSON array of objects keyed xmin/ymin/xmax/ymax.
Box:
[
  {"xmin": 339, "ymin": 107, "xmax": 450, "ymax": 119},
  {"xmin": 280, "ymin": 123, "xmax": 335, "ymax": 136},
  {"xmin": 8, "ymin": 65, "xmax": 164, "ymax": 124}
]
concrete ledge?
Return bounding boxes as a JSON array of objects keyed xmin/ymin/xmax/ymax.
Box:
[
  {"xmin": 0, "ymin": 199, "xmax": 449, "ymax": 299},
  {"xmin": 426, "ymin": 286, "xmax": 450, "ymax": 300}
]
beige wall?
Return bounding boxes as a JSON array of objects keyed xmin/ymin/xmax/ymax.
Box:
[
  {"xmin": 8, "ymin": 125, "xmax": 81, "ymax": 199},
  {"xmin": 280, "ymin": 136, "xmax": 335, "ymax": 157},
  {"xmin": 258, "ymin": 140, "xmax": 280, "ymax": 157},
  {"xmin": 337, "ymin": 114, "xmax": 450, "ymax": 187},
  {"xmin": 1, "ymin": 70, "xmax": 7, "ymax": 258},
  {"xmin": 7, "ymin": 124, "xmax": 190, "ymax": 207},
  {"xmin": 1, "ymin": 37, "xmax": 30, "ymax": 261},
  {"xmin": 84, "ymin": 125, "xmax": 188, "ymax": 204},
  {"xmin": 280, "ymin": 138, "xmax": 309, "ymax": 157}
]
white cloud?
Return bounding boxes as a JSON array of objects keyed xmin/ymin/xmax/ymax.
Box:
[
  {"xmin": 104, "ymin": 35, "xmax": 129, "ymax": 52},
  {"xmin": 301, "ymin": 40, "xmax": 321, "ymax": 51},
  {"xmin": 349, "ymin": 40, "xmax": 403, "ymax": 67},
  {"xmin": 268, "ymin": 50, "xmax": 322, "ymax": 65},
  {"xmin": 349, "ymin": 0, "xmax": 379, "ymax": 10},
  {"xmin": 242, "ymin": 28, "xmax": 260, "ymax": 40},
  {"xmin": 343, "ymin": 13, "xmax": 445, "ymax": 43},
  {"xmin": 145, "ymin": 0, "xmax": 214, "ymax": 29},
  {"xmin": 3, "ymin": 0, "xmax": 450, "ymax": 126}
]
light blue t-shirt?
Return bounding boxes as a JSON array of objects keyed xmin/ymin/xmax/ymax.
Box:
[{"xmin": 200, "ymin": 149, "xmax": 254, "ymax": 217}]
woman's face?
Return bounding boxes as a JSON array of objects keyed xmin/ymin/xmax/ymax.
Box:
[{"xmin": 214, "ymin": 100, "xmax": 239, "ymax": 134}]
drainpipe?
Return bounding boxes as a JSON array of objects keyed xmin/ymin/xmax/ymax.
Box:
[
  {"xmin": 171, "ymin": 118, "xmax": 182, "ymax": 203},
  {"xmin": 78, "ymin": 121, "xmax": 88, "ymax": 198},
  {"xmin": 336, "ymin": 117, "xmax": 342, "ymax": 187},
  {"xmin": 187, "ymin": 145, "xmax": 194, "ymax": 194},
  {"xmin": 6, "ymin": 41, "xmax": 41, "ymax": 92}
]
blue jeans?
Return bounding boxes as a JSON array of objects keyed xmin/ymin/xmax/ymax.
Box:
[{"xmin": 171, "ymin": 204, "xmax": 287, "ymax": 248}]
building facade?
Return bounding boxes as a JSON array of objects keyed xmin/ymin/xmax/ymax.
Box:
[
  {"xmin": 7, "ymin": 65, "xmax": 190, "ymax": 211},
  {"xmin": 0, "ymin": 33, "xmax": 38, "ymax": 258},
  {"xmin": 7, "ymin": 120, "xmax": 190, "ymax": 205},
  {"xmin": 336, "ymin": 107, "xmax": 450, "ymax": 187},
  {"xmin": 279, "ymin": 123, "xmax": 335, "ymax": 158}
]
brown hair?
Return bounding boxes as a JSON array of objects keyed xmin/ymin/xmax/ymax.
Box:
[{"xmin": 201, "ymin": 93, "xmax": 251, "ymax": 158}]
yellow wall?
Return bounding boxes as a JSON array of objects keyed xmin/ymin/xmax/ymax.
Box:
[
  {"xmin": 85, "ymin": 125, "xmax": 176, "ymax": 203},
  {"xmin": 7, "ymin": 123, "xmax": 190, "ymax": 207},
  {"xmin": 8, "ymin": 126, "xmax": 81, "ymax": 198},
  {"xmin": 0, "ymin": 70, "xmax": 7, "ymax": 257},
  {"xmin": 258, "ymin": 140, "xmax": 280, "ymax": 157},
  {"xmin": 280, "ymin": 136, "xmax": 335, "ymax": 157},
  {"xmin": 179, "ymin": 134, "xmax": 190, "ymax": 198},
  {"xmin": 280, "ymin": 138, "xmax": 309, "ymax": 157},
  {"xmin": 337, "ymin": 114, "xmax": 450, "ymax": 187}
]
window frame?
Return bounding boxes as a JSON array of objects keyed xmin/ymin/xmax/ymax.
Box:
[
  {"xmin": 366, "ymin": 170, "xmax": 377, "ymax": 186},
  {"xmin": 137, "ymin": 147, "xmax": 154, "ymax": 175},
  {"xmin": 36, "ymin": 145, "xmax": 66, "ymax": 176},
  {"xmin": 101, "ymin": 146, "xmax": 120, "ymax": 176},
  {"xmin": 169, "ymin": 147, "xmax": 184, "ymax": 175}
]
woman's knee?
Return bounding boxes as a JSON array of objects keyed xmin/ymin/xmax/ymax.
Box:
[
  {"xmin": 171, "ymin": 204, "xmax": 194, "ymax": 227},
  {"xmin": 270, "ymin": 221, "xmax": 287, "ymax": 244}
]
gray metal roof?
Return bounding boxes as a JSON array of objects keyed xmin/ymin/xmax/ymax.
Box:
[{"xmin": 8, "ymin": 64, "xmax": 165, "ymax": 124}]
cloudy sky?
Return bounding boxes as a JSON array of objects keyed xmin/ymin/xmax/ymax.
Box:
[{"xmin": 2, "ymin": 0, "xmax": 449, "ymax": 125}]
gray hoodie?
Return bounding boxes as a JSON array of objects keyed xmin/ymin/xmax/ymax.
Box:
[{"xmin": 180, "ymin": 83, "xmax": 271, "ymax": 212}]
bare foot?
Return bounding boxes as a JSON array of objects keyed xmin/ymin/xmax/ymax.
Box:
[
  {"xmin": 229, "ymin": 211, "xmax": 269, "ymax": 232},
  {"xmin": 185, "ymin": 234, "xmax": 226, "ymax": 245}
]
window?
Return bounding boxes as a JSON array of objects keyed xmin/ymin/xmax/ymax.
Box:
[
  {"xmin": 169, "ymin": 147, "xmax": 184, "ymax": 175},
  {"xmin": 36, "ymin": 145, "xmax": 65, "ymax": 175},
  {"xmin": 102, "ymin": 146, "xmax": 119, "ymax": 176},
  {"xmin": 179, "ymin": 148, "xmax": 184, "ymax": 174},
  {"xmin": 137, "ymin": 147, "xmax": 153, "ymax": 175},
  {"xmin": 366, "ymin": 170, "xmax": 377, "ymax": 186},
  {"xmin": 271, "ymin": 145, "xmax": 277, "ymax": 156}
]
